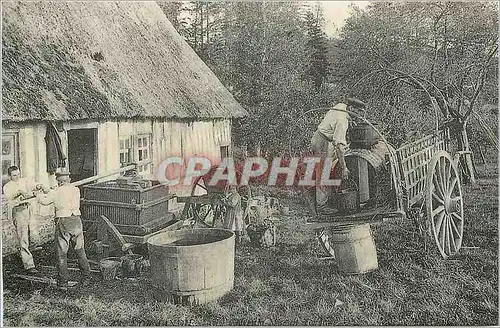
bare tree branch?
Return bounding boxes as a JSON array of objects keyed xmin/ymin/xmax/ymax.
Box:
[{"xmin": 464, "ymin": 44, "xmax": 498, "ymax": 119}]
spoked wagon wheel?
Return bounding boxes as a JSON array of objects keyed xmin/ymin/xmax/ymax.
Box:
[
  {"xmin": 185, "ymin": 172, "xmax": 253, "ymax": 229},
  {"xmin": 185, "ymin": 175, "xmax": 222, "ymax": 227},
  {"xmin": 425, "ymin": 150, "xmax": 464, "ymax": 259}
]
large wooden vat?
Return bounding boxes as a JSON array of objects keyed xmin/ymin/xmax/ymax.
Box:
[{"xmin": 148, "ymin": 228, "xmax": 234, "ymax": 305}]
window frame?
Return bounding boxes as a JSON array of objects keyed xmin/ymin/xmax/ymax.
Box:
[
  {"xmin": 220, "ymin": 145, "xmax": 230, "ymax": 160},
  {"xmin": 119, "ymin": 136, "xmax": 133, "ymax": 167},
  {"xmin": 2, "ymin": 132, "xmax": 19, "ymax": 177},
  {"xmin": 136, "ymin": 134, "xmax": 152, "ymax": 174}
]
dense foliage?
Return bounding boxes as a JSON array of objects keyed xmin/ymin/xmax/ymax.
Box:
[
  {"xmin": 158, "ymin": 1, "xmax": 498, "ymax": 155},
  {"xmin": 333, "ymin": 2, "xmax": 498, "ymax": 148}
]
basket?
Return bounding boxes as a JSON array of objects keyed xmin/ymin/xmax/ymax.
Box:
[
  {"xmin": 99, "ymin": 257, "xmax": 122, "ymax": 281},
  {"xmin": 121, "ymin": 254, "xmax": 144, "ymax": 277}
]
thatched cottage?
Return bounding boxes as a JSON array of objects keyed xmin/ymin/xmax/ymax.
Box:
[{"xmin": 2, "ymin": 2, "xmax": 246, "ymax": 254}]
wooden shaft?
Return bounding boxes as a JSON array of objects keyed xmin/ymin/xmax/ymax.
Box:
[{"xmin": 72, "ymin": 164, "xmax": 137, "ymax": 186}]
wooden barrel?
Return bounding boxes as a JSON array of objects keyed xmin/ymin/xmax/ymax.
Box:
[
  {"xmin": 335, "ymin": 141, "xmax": 396, "ymax": 207},
  {"xmin": 350, "ymin": 123, "xmax": 380, "ymax": 149},
  {"xmin": 147, "ymin": 228, "xmax": 234, "ymax": 305},
  {"xmin": 330, "ymin": 224, "xmax": 378, "ymax": 274}
]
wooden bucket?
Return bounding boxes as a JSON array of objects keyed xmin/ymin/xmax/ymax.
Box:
[
  {"xmin": 121, "ymin": 254, "xmax": 144, "ymax": 277},
  {"xmin": 147, "ymin": 228, "xmax": 234, "ymax": 305},
  {"xmin": 330, "ymin": 180, "xmax": 360, "ymax": 214},
  {"xmin": 99, "ymin": 257, "xmax": 122, "ymax": 281},
  {"xmin": 330, "ymin": 224, "xmax": 378, "ymax": 274}
]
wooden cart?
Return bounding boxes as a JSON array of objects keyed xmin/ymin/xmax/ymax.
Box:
[{"xmin": 307, "ymin": 118, "xmax": 465, "ymax": 259}]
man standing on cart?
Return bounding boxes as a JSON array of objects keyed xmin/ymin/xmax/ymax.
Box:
[{"xmin": 308, "ymin": 97, "xmax": 366, "ymax": 215}]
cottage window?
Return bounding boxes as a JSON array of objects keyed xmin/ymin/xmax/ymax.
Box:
[
  {"xmin": 137, "ymin": 134, "xmax": 152, "ymax": 173},
  {"xmin": 220, "ymin": 145, "xmax": 230, "ymax": 159},
  {"xmin": 119, "ymin": 136, "xmax": 132, "ymax": 166},
  {"xmin": 2, "ymin": 133, "xmax": 19, "ymax": 177}
]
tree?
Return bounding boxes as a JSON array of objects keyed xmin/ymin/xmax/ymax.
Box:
[
  {"xmin": 167, "ymin": 2, "xmax": 339, "ymax": 155},
  {"xmin": 302, "ymin": 3, "xmax": 331, "ymax": 92},
  {"xmin": 333, "ymin": 2, "xmax": 498, "ymax": 182},
  {"xmin": 156, "ymin": 1, "xmax": 183, "ymax": 31}
]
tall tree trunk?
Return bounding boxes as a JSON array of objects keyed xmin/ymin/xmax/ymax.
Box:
[{"xmin": 457, "ymin": 121, "xmax": 476, "ymax": 184}]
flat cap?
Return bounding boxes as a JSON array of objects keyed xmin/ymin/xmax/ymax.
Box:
[{"xmin": 347, "ymin": 97, "xmax": 366, "ymax": 108}]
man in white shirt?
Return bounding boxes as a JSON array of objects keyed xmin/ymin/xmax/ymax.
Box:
[
  {"xmin": 37, "ymin": 171, "xmax": 90, "ymax": 289},
  {"xmin": 308, "ymin": 98, "xmax": 366, "ymax": 214},
  {"xmin": 3, "ymin": 166, "xmax": 43, "ymax": 274}
]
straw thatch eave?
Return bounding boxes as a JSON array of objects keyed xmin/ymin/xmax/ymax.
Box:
[{"xmin": 2, "ymin": 1, "xmax": 247, "ymax": 122}]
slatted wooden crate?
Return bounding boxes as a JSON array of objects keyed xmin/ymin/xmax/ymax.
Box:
[
  {"xmin": 83, "ymin": 181, "xmax": 169, "ymax": 204},
  {"xmin": 81, "ymin": 180, "xmax": 174, "ymax": 236}
]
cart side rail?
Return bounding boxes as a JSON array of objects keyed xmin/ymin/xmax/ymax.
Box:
[{"xmin": 395, "ymin": 130, "xmax": 446, "ymax": 208}]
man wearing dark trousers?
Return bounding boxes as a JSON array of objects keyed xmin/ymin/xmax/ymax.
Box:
[{"xmin": 37, "ymin": 171, "xmax": 90, "ymax": 289}]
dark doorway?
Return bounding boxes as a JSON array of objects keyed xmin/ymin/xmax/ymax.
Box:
[{"xmin": 67, "ymin": 129, "xmax": 97, "ymax": 182}]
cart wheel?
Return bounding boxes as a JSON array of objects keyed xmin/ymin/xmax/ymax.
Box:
[
  {"xmin": 316, "ymin": 229, "xmax": 335, "ymax": 257},
  {"xmin": 425, "ymin": 150, "xmax": 464, "ymax": 258},
  {"xmin": 188, "ymin": 174, "xmax": 252, "ymax": 228},
  {"xmin": 186, "ymin": 176, "xmax": 221, "ymax": 227}
]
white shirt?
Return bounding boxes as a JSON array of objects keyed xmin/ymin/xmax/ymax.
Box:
[
  {"xmin": 317, "ymin": 109, "xmax": 349, "ymax": 146},
  {"xmin": 3, "ymin": 178, "xmax": 37, "ymax": 205},
  {"xmin": 37, "ymin": 184, "xmax": 81, "ymax": 217}
]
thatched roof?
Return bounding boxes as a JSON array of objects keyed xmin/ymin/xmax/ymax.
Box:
[{"xmin": 2, "ymin": 2, "xmax": 247, "ymax": 121}]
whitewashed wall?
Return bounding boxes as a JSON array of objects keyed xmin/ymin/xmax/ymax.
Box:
[
  {"xmin": 2, "ymin": 117, "xmax": 233, "ymax": 255},
  {"xmin": 3, "ymin": 118, "xmax": 232, "ymax": 183}
]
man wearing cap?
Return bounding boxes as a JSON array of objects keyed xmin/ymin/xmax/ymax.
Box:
[
  {"xmin": 37, "ymin": 171, "xmax": 91, "ymax": 289},
  {"xmin": 309, "ymin": 98, "xmax": 366, "ymax": 214},
  {"xmin": 3, "ymin": 166, "xmax": 44, "ymax": 274}
]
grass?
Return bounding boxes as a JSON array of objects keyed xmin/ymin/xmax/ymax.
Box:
[{"xmin": 2, "ymin": 161, "xmax": 498, "ymax": 326}]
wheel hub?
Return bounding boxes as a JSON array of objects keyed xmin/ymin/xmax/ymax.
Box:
[{"xmin": 444, "ymin": 196, "xmax": 451, "ymax": 214}]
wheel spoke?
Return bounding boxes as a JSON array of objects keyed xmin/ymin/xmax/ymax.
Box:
[
  {"xmin": 449, "ymin": 214, "xmax": 461, "ymax": 238},
  {"xmin": 433, "ymin": 173, "xmax": 445, "ymax": 199},
  {"xmin": 451, "ymin": 212, "xmax": 463, "ymax": 221},
  {"xmin": 440, "ymin": 158, "xmax": 447, "ymax": 190},
  {"xmin": 447, "ymin": 176, "xmax": 458, "ymax": 199},
  {"xmin": 444, "ymin": 215, "xmax": 452, "ymax": 255},
  {"xmin": 434, "ymin": 210, "xmax": 446, "ymax": 235},
  {"xmin": 439, "ymin": 214, "xmax": 446, "ymax": 251},
  {"xmin": 432, "ymin": 191, "xmax": 444, "ymax": 204},
  {"xmin": 447, "ymin": 216, "xmax": 457, "ymax": 253},
  {"xmin": 432, "ymin": 205, "xmax": 445, "ymax": 217},
  {"xmin": 439, "ymin": 160, "xmax": 448, "ymax": 196},
  {"xmin": 445, "ymin": 161, "xmax": 451, "ymax": 187}
]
